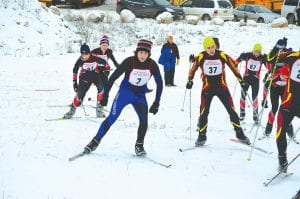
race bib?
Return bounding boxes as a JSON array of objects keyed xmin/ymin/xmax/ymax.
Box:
[
  {"xmin": 290, "ymin": 59, "xmax": 300, "ymax": 83},
  {"xmin": 98, "ymin": 54, "xmax": 108, "ymax": 62},
  {"xmin": 129, "ymin": 69, "xmax": 151, "ymax": 86},
  {"xmin": 203, "ymin": 59, "xmax": 222, "ymax": 76},
  {"xmin": 247, "ymin": 59, "xmax": 260, "ymax": 71},
  {"xmin": 82, "ymin": 62, "xmax": 97, "ymax": 71}
]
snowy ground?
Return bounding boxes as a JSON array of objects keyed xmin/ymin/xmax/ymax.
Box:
[{"xmin": 1, "ymin": 1, "xmax": 300, "ymax": 199}]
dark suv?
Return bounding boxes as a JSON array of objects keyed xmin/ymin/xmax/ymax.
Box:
[{"xmin": 116, "ymin": 0, "xmax": 184, "ymax": 20}]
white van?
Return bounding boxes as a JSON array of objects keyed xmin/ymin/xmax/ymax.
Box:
[
  {"xmin": 281, "ymin": 0, "xmax": 300, "ymax": 24},
  {"xmin": 180, "ymin": 0, "xmax": 234, "ymax": 21}
]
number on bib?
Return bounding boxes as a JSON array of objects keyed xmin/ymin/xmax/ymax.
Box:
[{"xmin": 203, "ymin": 60, "xmax": 222, "ymax": 76}]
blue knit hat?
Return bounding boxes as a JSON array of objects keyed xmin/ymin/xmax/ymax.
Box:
[{"xmin": 80, "ymin": 43, "xmax": 90, "ymax": 54}]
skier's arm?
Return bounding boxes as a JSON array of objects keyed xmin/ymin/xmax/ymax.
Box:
[
  {"xmin": 72, "ymin": 57, "xmax": 82, "ymax": 81},
  {"xmin": 104, "ymin": 58, "xmax": 128, "ymax": 94},
  {"xmin": 152, "ymin": 63, "xmax": 163, "ymax": 104},
  {"xmin": 221, "ymin": 51, "xmax": 243, "ymax": 82},
  {"xmin": 108, "ymin": 49, "xmax": 119, "ymax": 68},
  {"xmin": 188, "ymin": 54, "xmax": 202, "ymax": 80}
]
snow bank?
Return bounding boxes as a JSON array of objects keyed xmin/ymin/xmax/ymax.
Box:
[
  {"xmin": 185, "ymin": 15, "xmax": 199, "ymax": 25},
  {"xmin": 0, "ymin": 0, "xmax": 81, "ymax": 56},
  {"xmin": 211, "ymin": 17, "xmax": 224, "ymax": 26},
  {"xmin": 156, "ymin": 12, "xmax": 173, "ymax": 24},
  {"xmin": 120, "ymin": 9, "xmax": 135, "ymax": 23},
  {"xmin": 271, "ymin": 17, "xmax": 288, "ymax": 28}
]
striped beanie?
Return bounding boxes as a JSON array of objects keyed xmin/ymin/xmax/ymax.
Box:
[
  {"xmin": 136, "ymin": 39, "xmax": 153, "ymax": 53},
  {"xmin": 100, "ymin": 35, "xmax": 109, "ymax": 45}
]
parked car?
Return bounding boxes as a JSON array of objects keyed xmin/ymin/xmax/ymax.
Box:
[
  {"xmin": 116, "ymin": 0, "xmax": 185, "ymax": 20},
  {"xmin": 233, "ymin": 4, "xmax": 281, "ymax": 23},
  {"xmin": 281, "ymin": 0, "xmax": 300, "ymax": 24},
  {"xmin": 180, "ymin": 0, "xmax": 234, "ymax": 21},
  {"xmin": 39, "ymin": 0, "xmax": 104, "ymax": 8}
]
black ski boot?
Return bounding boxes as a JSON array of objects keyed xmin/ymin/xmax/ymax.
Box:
[
  {"xmin": 84, "ymin": 136, "xmax": 101, "ymax": 154},
  {"xmin": 195, "ymin": 133, "xmax": 207, "ymax": 147},
  {"xmin": 265, "ymin": 123, "xmax": 273, "ymax": 136},
  {"xmin": 287, "ymin": 124, "xmax": 294, "ymax": 139},
  {"xmin": 253, "ymin": 110, "xmax": 259, "ymax": 124},
  {"xmin": 64, "ymin": 104, "xmax": 76, "ymax": 119},
  {"xmin": 235, "ymin": 128, "xmax": 250, "ymax": 145},
  {"xmin": 278, "ymin": 155, "xmax": 288, "ymax": 173},
  {"xmin": 135, "ymin": 142, "xmax": 147, "ymax": 156}
]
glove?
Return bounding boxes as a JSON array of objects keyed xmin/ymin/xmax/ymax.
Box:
[
  {"xmin": 189, "ymin": 54, "xmax": 194, "ymax": 63},
  {"xmin": 186, "ymin": 80, "xmax": 193, "ymax": 89},
  {"xmin": 263, "ymin": 73, "xmax": 268, "ymax": 83},
  {"xmin": 239, "ymin": 79, "xmax": 247, "ymax": 91},
  {"xmin": 149, "ymin": 101, "xmax": 159, "ymax": 115},
  {"xmin": 100, "ymin": 94, "xmax": 108, "ymax": 106},
  {"xmin": 275, "ymin": 37, "xmax": 287, "ymax": 50},
  {"xmin": 73, "ymin": 80, "xmax": 78, "ymax": 92},
  {"xmin": 176, "ymin": 59, "xmax": 180, "ymax": 65}
]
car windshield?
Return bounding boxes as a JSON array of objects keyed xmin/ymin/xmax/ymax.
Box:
[
  {"xmin": 255, "ymin": 6, "xmax": 273, "ymax": 13},
  {"xmin": 156, "ymin": 0, "xmax": 171, "ymax": 6},
  {"xmin": 218, "ymin": 0, "xmax": 232, "ymax": 8}
]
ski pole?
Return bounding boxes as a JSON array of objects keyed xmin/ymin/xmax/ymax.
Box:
[
  {"xmin": 264, "ymin": 153, "xmax": 300, "ymax": 187},
  {"xmin": 181, "ymin": 60, "xmax": 193, "ymax": 112},
  {"xmin": 80, "ymin": 101, "xmax": 89, "ymax": 117},
  {"xmin": 247, "ymin": 51, "xmax": 281, "ymax": 160},
  {"xmin": 232, "ymin": 63, "xmax": 243, "ymax": 99},
  {"xmin": 181, "ymin": 89, "xmax": 187, "ymax": 111},
  {"xmin": 189, "ymin": 87, "xmax": 192, "ymax": 141}
]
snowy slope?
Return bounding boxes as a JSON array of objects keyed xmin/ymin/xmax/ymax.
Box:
[{"xmin": 0, "ymin": 1, "xmax": 300, "ymax": 199}]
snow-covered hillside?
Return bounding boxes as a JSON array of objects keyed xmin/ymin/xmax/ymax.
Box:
[{"xmin": 0, "ymin": 1, "xmax": 300, "ymax": 198}]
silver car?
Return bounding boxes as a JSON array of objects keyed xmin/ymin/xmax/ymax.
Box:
[{"xmin": 233, "ymin": 4, "xmax": 281, "ymax": 23}]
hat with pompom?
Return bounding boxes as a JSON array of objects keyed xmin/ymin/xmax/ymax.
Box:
[
  {"xmin": 80, "ymin": 43, "xmax": 90, "ymax": 54},
  {"xmin": 100, "ymin": 35, "xmax": 109, "ymax": 45},
  {"xmin": 136, "ymin": 39, "xmax": 153, "ymax": 53}
]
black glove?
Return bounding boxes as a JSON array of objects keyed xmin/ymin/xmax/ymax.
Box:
[
  {"xmin": 149, "ymin": 101, "xmax": 159, "ymax": 115},
  {"xmin": 100, "ymin": 94, "xmax": 108, "ymax": 106},
  {"xmin": 186, "ymin": 80, "xmax": 193, "ymax": 89},
  {"xmin": 73, "ymin": 80, "xmax": 78, "ymax": 92},
  {"xmin": 275, "ymin": 37, "xmax": 287, "ymax": 50},
  {"xmin": 239, "ymin": 79, "xmax": 247, "ymax": 91},
  {"xmin": 189, "ymin": 54, "xmax": 194, "ymax": 63}
]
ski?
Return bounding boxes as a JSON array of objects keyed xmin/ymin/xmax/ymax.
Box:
[
  {"xmin": 258, "ymin": 135, "xmax": 269, "ymax": 141},
  {"xmin": 135, "ymin": 155, "xmax": 171, "ymax": 168},
  {"xmin": 263, "ymin": 153, "xmax": 300, "ymax": 187},
  {"xmin": 179, "ymin": 144, "xmax": 210, "ymax": 152},
  {"xmin": 45, "ymin": 116, "xmax": 81, "ymax": 121},
  {"xmin": 230, "ymin": 139, "xmax": 273, "ymax": 154},
  {"xmin": 264, "ymin": 172, "xmax": 294, "ymax": 187},
  {"xmin": 35, "ymin": 89, "xmax": 60, "ymax": 91},
  {"xmin": 69, "ymin": 152, "xmax": 87, "ymax": 161}
]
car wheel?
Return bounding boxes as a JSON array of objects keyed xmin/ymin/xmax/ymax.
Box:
[
  {"xmin": 202, "ymin": 14, "xmax": 210, "ymax": 21},
  {"xmin": 257, "ymin": 18, "xmax": 264, "ymax": 23},
  {"xmin": 233, "ymin": 15, "xmax": 238, "ymax": 22},
  {"xmin": 287, "ymin": 14, "xmax": 295, "ymax": 24}
]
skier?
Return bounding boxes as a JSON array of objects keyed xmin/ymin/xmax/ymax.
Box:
[
  {"xmin": 262, "ymin": 38, "xmax": 294, "ymax": 137},
  {"xmin": 275, "ymin": 50, "xmax": 299, "ymax": 172},
  {"xmin": 158, "ymin": 34, "xmax": 180, "ymax": 87},
  {"xmin": 64, "ymin": 44, "xmax": 107, "ymax": 119},
  {"xmin": 235, "ymin": 43, "xmax": 267, "ymax": 123},
  {"xmin": 83, "ymin": 39, "xmax": 163, "ymax": 156},
  {"xmin": 186, "ymin": 36, "xmax": 250, "ymax": 147},
  {"xmin": 91, "ymin": 35, "xmax": 119, "ymax": 80}
]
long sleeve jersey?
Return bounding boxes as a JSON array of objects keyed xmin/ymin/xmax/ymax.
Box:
[
  {"xmin": 188, "ymin": 50, "xmax": 243, "ymax": 91},
  {"xmin": 105, "ymin": 56, "xmax": 163, "ymax": 104}
]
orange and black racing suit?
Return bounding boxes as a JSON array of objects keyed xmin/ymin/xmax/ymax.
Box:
[{"xmin": 188, "ymin": 50, "xmax": 244, "ymax": 135}]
